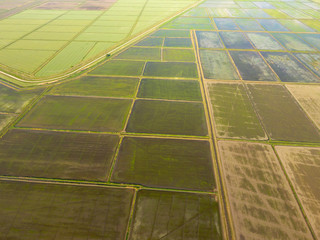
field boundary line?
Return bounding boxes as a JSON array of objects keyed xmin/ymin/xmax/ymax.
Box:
[
  {"xmin": 0, "ymin": 0, "xmax": 204, "ymax": 85},
  {"xmin": 192, "ymin": 29, "xmax": 234, "ymax": 240},
  {"xmin": 125, "ymin": 189, "xmax": 137, "ymax": 240}
]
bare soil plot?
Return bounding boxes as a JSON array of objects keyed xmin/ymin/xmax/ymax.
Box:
[
  {"xmin": 247, "ymin": 84, "xmax": 320, "ymax": 142},
  {"xmin": 0, "ymin": 181, "xmax": 133, "ymax": 239},
  {"xmin": 261, "ymin": 52, "xmax": 320, "ymax": 83},
  {"xmin": 112, "ymin": 137, "xmax": 215, "ymax": 191},
  {"xmin": 0, "ymin": 84, "xmax": 43, "ymax": 113},
  {"xmin": 17, "ymin": 95, "xmax": 132, "ymax": 132},
  {"xmin": 143, "ymin": 62, "xmax": 198, "ymax": 79},
  {"xmin": 90, "ymin": 60, "xmax": 145, "ymax": 76},
  {"xmin": 126, "ymin": 99, "xmax": 208, "ymax": 136},
  {"xmin": 0, "ymin": 129, "xmax": 119, "ymax": 181},
  {"xmin": 49, "ymin": 76, "xmax": 139, "ymax": 98},
  {"xmin": 199, "ymin": 50, "xmax": 239, "ymax": 80},
  {"xmin": 286, "ymin": 84, "xmax": 320, "ymax": 129},
  {"xmin": 218, "ymin": 141, "xmax": 313, "ymax": 240},
  {"xmin": 137, "ymin": 78, "xmax": 202, "ymax": 101},
  {"xmin": 276, "ymin": 146, "xmax": 320, "ymax": 239},
  {"xmin": 129, "ymin": 189, "xmax": 222, "ymax": 239},
  {"xmin": 229, "ymin": 51, "xmax": 279, "ymax": 81},
  {"xmin": 207, "ymin": 83, "xmax": 266, "ymax": 140}
]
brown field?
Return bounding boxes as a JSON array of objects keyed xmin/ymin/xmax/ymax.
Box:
[
  {"xmin": 286, "ymin": 85, "xmax": 320, "ymax": 129},
  {"xmin": 218, "ymin": 140, "xmax": 312, "ymax": 240},
  {"xmin": 276, "ymin": 146, "xmax": 320, "ymax": 239}
]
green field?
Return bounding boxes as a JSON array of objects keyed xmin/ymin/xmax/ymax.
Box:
[
  {"xmin": 112, "ymin": 137, "xmax": 215, "ymax": 191},
  {"xmin": 130, "ymin": 189, "xmax": 222, "ymax": 239},
  {"xmin": 17, "ymin": 95, "xmax": 132, "ymax": 132},
  {"xmin": 126, "ymin": 99, "xmax": 208, "ymax": 136},
  {"xmin": 0, "ymin": 181, "xmax": 134, "ymax": 239},
  {"xmin": 143, "ymin": 62, "xmax": 198, "ymax": 78},
  {"xmin": 89, "ymin": 60, "xmax": 145, "ymax": 76},
  {"xmin": 0, "ymin": 114, "xmax": 14, "ymax": 132},
  {"xmin": 208, "ymin": 83, "xmax": 267, "ymax": 140},
  {"xmin": 0, "ymin": 129, "xmax": 119, "ymax": 181}
]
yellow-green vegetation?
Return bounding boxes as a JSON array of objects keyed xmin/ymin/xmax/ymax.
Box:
[
  {"xmin": 0, "ymin": 181, "xmax": 134, "ymax": 239},
  {"xmin": 143, "ymin": 62, "xmax": 198, "ymax": 78},
  {"xmin": 0, "ymin": 114, "xmax": 14, "ymax": 132},
  {"xmin": 17, "ymin": 95, "xmax": 132, "ymax": 132},
  {"xmin": 112, "ymin": 137, "xmax": 215, "ymax": 191},
  {"xmin": 90, "ymin": 60, "xmax": 145, "ymax": 76},
  {"xmin": 0, "ymin": 129, "xmax": 119, "ymax": 181},
  {"xmin": 130, "ymin": 189, "xmax": 222, "ymax": 239}
]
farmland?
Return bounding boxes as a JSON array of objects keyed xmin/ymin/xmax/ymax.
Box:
[{"xmin": 0, "ymin": 0, "xmax": 320, "ymax": 239}]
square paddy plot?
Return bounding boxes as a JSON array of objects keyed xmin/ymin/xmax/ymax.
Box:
[
  {"xmin": 126, "ymin": 99, "xmax": 208, "ymax": 136},
  {"xmin": 245, "ymin": 32, "xmax": 284, "ymax": 50},
  {"xmin": 0, "ymin": 129, "xmax": 119, "ymax": 181},
  {"xmin": 17, "ymin": 95, "xmax": 132, "ymax": 132},
  {"xmin": 247, "ymin": 84, "xmax": 320, "ymax": 142},
  {"xmin": 111, "ymin": 137, "xmax": 215, "ymax": 191},
  {"xmin": 137, "ymin": 78, "xmax": 202, "ymax": 101},
  {"xmin": 163, "ymin": 37, "xmax": 192, "ymax": 48},
  {"xmin": 0, "ymin": 181, "xmax": 133, "ymax": 239},
  {"xmin": 218, "ymin": 141, "xmax": 313, "ymax": 240},
  {"xmin": 114, "ymin": 47, "xmax": 161, "ymax": 61},
  {"xmin": 229, "ymin": 51, "xmax": 279, "ymax": 81},
  {"xmin": 143, "ymin": 62, "xmax": 198, "ymax": 79},
  {"xmin": 162, "ymin": 48, "xmax": 195, "ymax": 62},
  {"xmin": 219, "ymin": 32, "xmax": 254, "ymax": 49},
  {"xmin": 208, "ymin": 83, "xmax": 266, "ymax": 140},
  {"xmin": 275, "ymin": 146, "xmax": 320, "ymax": 239},
  {"xmin": 196, "ymin": 31, "xmax": 224, "ymax": 49},
  {"xmin": 261, "ymin": 52, "xmax": 320, "ymax": 83},
  {"xmin": 129, "ymin": 189, "xmax": 222, "ymax": 239},
  {"xmin": 89, "ymin": 60, "xmax": 145, "ymax": 76},
  {"xmin": 199, "ymin": 50, "xmax": 239, "ymax": 80},
  {"xmin": 49, "ymin": 76, "xmax": 139, "ymax": 98}
]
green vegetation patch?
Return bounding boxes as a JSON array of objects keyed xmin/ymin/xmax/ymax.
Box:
[
  {"xmin": 0, "ymin": 181, "xmax": 133, "ymax": 239},
  {"xmin": 199, "ymin": 49, "xmax": 239, "ymax": 80},
  {"xmin": 17, "ymin": 96, "xmax": 132, "ymax": 132},
  {"xmin": 229, "ymin": 51, "xmax": 279, "ymax": 81},
  {"xmin": 279, "ymin": 19, "xmax": 315, "ymax": 32},
  {"xmin": 115, "ymin": 47, "xmax": 161, "ymax": 61},
  {"xmin": 143, "ymin": 62, "xmax": 198, "ymax": 79},
  {"xmin": 0, "ymin": 114, "xmax": 14, "ymax": 132},
  {"xmin": 247, "ymin": 84, "xmax": 320, "ymax": 142},
  {"xmin": 137, "ymin": 78, "xmax": 202, "ymax": 101},
  {"xmin": 112, "ymin": 137, "xmax": 215, "ymax": 191},
  {"xmin": 126, "ymin": 99, "xmax": 208, "ymax": 136},
  {"xmin": 7, "ymin": 40, "xmax": 67, "ymax": 51},
  {"xmin": 90, "ymin": 60, "xmax": 145, "ymax": 76},
  {"xmin": 49, "ymin": 76, "xmax": 139, "ymax": 98},
  {"xmin": 129, "ymin": 189, "xmax": 222, "ymax": 239},
  {"xmin": 152, "ymin": 29, "xmax": 190, "ymax": 38},
  {"xmin": 135, "ymin": 37, "xmax": 164, "ymax": 47},
  {"xmin": 0, "ymin": 129, "xmax": 119, "ymax": 181},
  {"xmin": 163, "ymin": 37, "xmax": 192, "ymax": 48},
  {"xmin": 163, "ymin": 48, "xmax": 196, "ymax": 62},
  {"xmin": 261, "ymin": 52, "xmax": 320, "ymax": 83},
  {"xmin": 208, "ymin": 83, "xmax": 266, "ymax": 140}
]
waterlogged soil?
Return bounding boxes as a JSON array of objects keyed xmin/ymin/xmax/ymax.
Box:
[{"xmin": 218, "ymin": 141, "xmax": 313, "ymax": 240}]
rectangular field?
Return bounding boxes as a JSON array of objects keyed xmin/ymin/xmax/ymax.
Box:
[
  {"xmin": 0, "ymin": 129, "xmax": 119, "ymax": 181},
  {"xmin": 218, "ymin": 141, "xmax": 313, "ymax": 239},
  {"xmin": 90, "ymin": 60, "xmax": 145, "ymax": 76},
  {"xmin": 111, "ymin": 137, "xmax": 215, "ymax": 191},
  {"xmin": 207, "ymin": 83, "xmax": 267, "ymax": 140},
  {"xmin": 0, "ymin": 114, "xmax": 14, "ymax": 132},
  {"xmin": 126, "ymin": 99, "xmax": 208, "ymax": 136},
  {"xmin": 275, "ymin": 146, "xmax": 320, "ymax": 239},
  {"xmin": 17, "ymin": 95, "xmax": 132, "ymax": 132},
  {"xmin": 143, "ymin": 62, "xmax": 198, "ymax": 79},
  {"xmin": 130, "ymin": 189, "xmax": 222, "ymax": 239},
  {"xmin": 0, "ymin": 181, "xmax": 133, "ymax": 239},
  {"xmin": 247, "ymin": 84, "xmax": 320, "ymax": 142}
]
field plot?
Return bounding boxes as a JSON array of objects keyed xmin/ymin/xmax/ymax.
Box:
[
  {"xmin": 196, "ymin": 31, "xmax": 223, "ymax": 49},
  {"xmin": 89, "ymin": 60, "xmax": 145, "ymax": 76},
  {"xmin": 207, "ymin": 83, "xmax": 266, "ymax": 140},
  {"xmin": 112, "ymin": 137, "xmax": 215, "ymax": 191},
  {"xmin": 130, "ymin": 189, "xmax": 222, "ymax": 239},
  {"xmin": 276, "ymin": 146, "xmax": 320, "ymax": 239},
  {"xmin": 286, "ymin": 85, "xmax": 320, "ymax": 129},
  {"xmin": 143, "ymin": 62, "xmax": 198, "ymax": 79},
  {"xmin": 137, "ymin": 78, "xmax": 202, "ymax": 101},
  {"xmin": 17, "ymin": 95, "xmax": 132, "ymax": 132},
  {"xmin": 0, "ymin": 84, "xmax": 43, "ymax": 113},
  {"xmin": 126, "ymin": 99, "xmax": 208, "ymax": 136},
  {"xmin": 299, "ymin": 34, "xmax": 320, "ymax": 51},
  {"xmin": 0, "ymin": 114, "xmax": 14, "ymax": 132},
  {"xmin": 293, "ymin": 53, "xmax": 320, "ymax": 77},
  {"xmin": 247, "ymin": 84, "xmax": 320, "ymax": 142},
  {"xmin": 218, "ymin": 141, "xmax": 313, "ymax": 240},
  {"xmin": 271, "ymin": 33, "xmax": 315, "ymax": 51},
  {"xmin": 49, "ymin": 76, "xmax": 139, "ymax": 98},
  {"xmin": 115, "ymin": 47, "xmax": 161, "ymax": 61},
  {"xmin": 245, "ymin": 33, "xmax": 284, "ymax": 50},
  {"xmin": 0, "ymin": 129, "xmax": 119, "ymax": 181},
  {"xmin": 219, "ymin": 32, "xmax": 254, "ymax": 49},
  {"xmin": 0, "ymin": 181, "xmax": 133, "ymax": 239}
]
